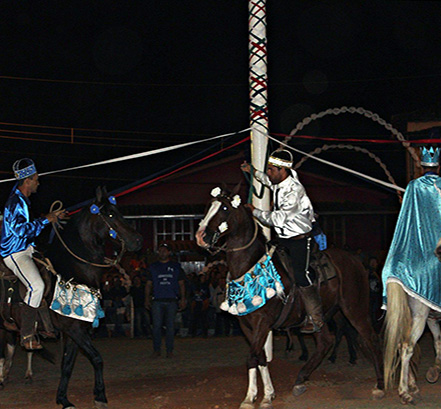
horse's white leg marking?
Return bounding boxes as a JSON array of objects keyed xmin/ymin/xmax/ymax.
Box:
[
  {"xmin": 4, "ymin": 343, "xmax": 15, "ymax": 379},
  {"xmin": 264, "ymin": 331, "xmax": 273, "ymax": 363},
  {"xmin": 258, "ymin": 365, "xmax": 275, "ymax": 408},
  {"xmin": 426, "ymin": 317, "xmax": 441, "ymax": 383},
  {"xmin": 240, "ymin": 368, "xmax": 258, "ymax": 409},
  {"xmin": 398, "ymin": 299, "xmax": 429, "ymax": 402},
  {"xmin": 25, "ymin": 351, "xmax": 33, "ymax": 381}
]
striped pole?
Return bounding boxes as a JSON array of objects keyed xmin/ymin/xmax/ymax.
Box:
[{"xmin": 249, "ymin": 0, "xmax": 270, "ymax": 236}]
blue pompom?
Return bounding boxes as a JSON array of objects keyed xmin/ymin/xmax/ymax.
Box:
[
  {"xmin": 108, "ymin": 196, "xmax": 117, "ymax": 205},
  {"xmin": 109, "ymin": 229, "xmax": 117, "ymax": 239},
  {"xmin": 92, "ymin": 317, "xmax": 99, "ymax": 328},
  {"xmin": 90, "ymin": 204, "xmax": 100, "ymax": 214},
  {"xmin": 74, "ymin": 305, "xmax": 84, "ymax": 316},
  {"xmin": 62, "ymin": 304, "xmax": 72, "ymax": 315},
  {"xmin": 97, "ymin": 304, "xmax": 105, "ymax": 319},
  {"xmin": 52, "ymin": 299, "xmax": 61, "ymax": 310}
]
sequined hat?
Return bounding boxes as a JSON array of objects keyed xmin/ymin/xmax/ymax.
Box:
[
  {"xmin": 268, "ymin": 149, "xmax": 293, "ymax": 168},
  {"xmin": 420, "ymin": 146, "xmax": 440, "ymax": 167},
  {"xmin": 13, "ymin": 158, "xmax": 37, "ymax": 180}
]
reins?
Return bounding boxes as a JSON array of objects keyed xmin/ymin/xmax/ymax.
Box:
[
  {"xmin": 207, "ymin": 218, "xmax": 259, "ymax": 255},
  {"xmin": 50, "ymin": 201, "xmax": 126, "ymax": 268}
]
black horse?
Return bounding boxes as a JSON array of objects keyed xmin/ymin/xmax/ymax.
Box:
[
  {"xmin": 0, "ymin": 187, "xmax": 142, "ymax": 408},
  {"xmin": 196, "ymin": 186, "xmax": 384, "ymax": 409}
]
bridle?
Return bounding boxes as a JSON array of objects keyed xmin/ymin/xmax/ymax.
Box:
[
  {"xmin": 50, "ymin": 200, "xmax": 127, "ymax": 268},
  {"xmin": 205, "ymin": 205, "xmax": 260, "ymax": 255}
]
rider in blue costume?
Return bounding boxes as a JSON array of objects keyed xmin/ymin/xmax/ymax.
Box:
[
  {"xmin": 0, "ymin": 158, "xmax": 66, "ymax": 349},
  {"xmin": 382, "ymin": 147, "xmax": 441, "ymax": 312}
]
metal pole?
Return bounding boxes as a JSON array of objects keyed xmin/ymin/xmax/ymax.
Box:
[{"xmin": 249, "ymin": 0, "xmax": 270, "ymax": 237}]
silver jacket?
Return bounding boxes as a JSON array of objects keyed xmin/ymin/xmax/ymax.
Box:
[{"xmin": 252, "ymin": 169, "xmax": 315, "ymax": 239}]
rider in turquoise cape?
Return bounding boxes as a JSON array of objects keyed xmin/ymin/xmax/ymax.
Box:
[{"xmin": 382, "ymin": 147, "xmax": 441, "ymax": 311}]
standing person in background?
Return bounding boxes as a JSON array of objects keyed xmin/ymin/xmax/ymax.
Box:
[
  {"xmin": 0, "ymin": 158, "xmax": 66, "ymax": 349},
  {"xmin": 145, "ymin": 243, "xmax": 186, "ymax": 358}
]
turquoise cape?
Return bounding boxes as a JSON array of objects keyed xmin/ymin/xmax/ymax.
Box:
[{"xmin": 382, "ymin": 173, "xmax": 441, "ymax": 311}]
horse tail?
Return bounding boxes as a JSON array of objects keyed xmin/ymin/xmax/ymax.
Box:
[{"xmin": 383, "ymin": 281, "xmax": 411, "ymax": 390}]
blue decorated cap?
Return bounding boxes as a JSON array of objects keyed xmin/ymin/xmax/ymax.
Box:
[
  {"xmin": 13, "ymin": 158, "xmax": 37, "ymax": 180},
  {"xmin": 420, "ymin": 146, "xmax": 440, "ymax": 167}
]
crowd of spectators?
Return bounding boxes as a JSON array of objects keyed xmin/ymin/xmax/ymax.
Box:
[{"xmin": 96, "ymin": 251, "xmax": 241, "ymax": 338}]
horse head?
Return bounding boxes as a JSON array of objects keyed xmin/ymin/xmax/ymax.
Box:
[
  {"xmin": 196, "ymin": 184, "xmax": 249, "ymax": 251},
  {"xmin": 84, "ymin": 186, "xmax": 143, "ymax": 253}
]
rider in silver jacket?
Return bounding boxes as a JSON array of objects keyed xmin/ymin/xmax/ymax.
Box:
[{"xmin": 241, "ymin": 149, "xmax": 324, "ymax": 333}]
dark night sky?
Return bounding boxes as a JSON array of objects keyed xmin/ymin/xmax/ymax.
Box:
[{"xmin": 1, "ymin": 1, "xmax": 441, "ymax": 211}]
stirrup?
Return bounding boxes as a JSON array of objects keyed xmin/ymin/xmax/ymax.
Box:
[{"xmin": 21, "ymin": 334, "xmax": 43, "ymax": 350}]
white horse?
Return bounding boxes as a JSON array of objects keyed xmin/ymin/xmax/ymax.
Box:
[{"xmin": 383, "ymin": 240, "xmax": 441, "ymax": 404}]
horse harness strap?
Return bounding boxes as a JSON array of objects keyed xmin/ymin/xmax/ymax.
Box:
[
  {"xmin": 208, "ymin": 219, "xmax": 260, "ymax": 255},
  {"xmin": 52, "ymin": 218, "xmax": 126, "ymax": 268},
  {"xmin": 271, "ymin": 284, "xmax": 298, "ymax": 330}
]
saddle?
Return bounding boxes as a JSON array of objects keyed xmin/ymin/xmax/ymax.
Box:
[
  {"xmin": 0, "ymin": 253, "xmax": 56, "ymax": 335},
  {"xmin": 272, "ymin": 241, "xmax": 337, "ymax": 286}
]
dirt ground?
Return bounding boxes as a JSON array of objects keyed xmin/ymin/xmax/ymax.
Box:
[{"xmin": 2, "ymin": 331, "xmax": 441, "ymax": 409}]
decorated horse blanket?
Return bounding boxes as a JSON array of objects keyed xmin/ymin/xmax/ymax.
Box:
[{"xmin": 382, "ymin": 173, "xmax": 441, "ymax": 312}]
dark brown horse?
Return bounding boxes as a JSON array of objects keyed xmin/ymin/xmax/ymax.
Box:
[
  {"xmin": 196, "ymin": 186, "xmax": 384, "ymax": 409},
  {"xmin": 0, "ymin": 187, "xmax": 143, "ymax": 408}
]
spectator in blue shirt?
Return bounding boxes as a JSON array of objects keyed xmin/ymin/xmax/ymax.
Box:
[{"xmin": 145, "ymin": 243, "xmax": 186, "ymax": 358}]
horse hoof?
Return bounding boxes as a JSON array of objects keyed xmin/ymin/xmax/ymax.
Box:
[
  {"xmin": 25, "ymin": 377, "xmax": 33, "ymax": 385},
  {"xmin": 292, "ymin": 384, "xmax": 307, "ymax": 396},
  {"xmin": 94, "ymin": 400, "xmax": 108, "ymax": 409},
  {"xmin": 0, "ymin": 382, "xmax": 4, "ymax": 391},
  {"xmin": 371, "ymin": 388, "xmax": 385, "ymax": 400},
  {"xmin": 259, "ymin": 398, "xmax": 273, "ymax": 409},
  {"xmin": 426, "ymin": 366, "xmax": 440, "ymax": 384},
  {"xmin": 399, "ymin": 393, "xmax": 415, "ymax": 405},
  {"xmin": 239, "ymin": 401, "xmax": 255, "ymax": 409}
]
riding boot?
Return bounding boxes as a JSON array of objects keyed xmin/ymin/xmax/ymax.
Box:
[
  {"xmin": 20, "ymin": 303, "xmax": 43, "ymax": 350},
  {"xmin": 38, "ymin": 300, "xmax": 57, "ymax": 339},
  {"xmin": 299, "ymin": 284, "xmax": 325, "ymax": 334}
]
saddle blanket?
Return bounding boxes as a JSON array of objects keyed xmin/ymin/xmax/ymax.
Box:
[{"xmin": 50, "ymin": 275, "xmax": 104, "ymax": 327}]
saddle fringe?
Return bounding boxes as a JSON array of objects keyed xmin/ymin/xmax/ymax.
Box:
[{"xmin": 383, "ymin": 282, "xmax": 412, "ymax": 390}]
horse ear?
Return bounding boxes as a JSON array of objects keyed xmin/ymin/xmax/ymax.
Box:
[
  {"xmin": 95, "ymin": 186, "xmax": 103, "ymax": 203},
  {"xmin": 102, "ymin": 186, "xmax": 109, "ymax": 197},
  {"xmin": 221, "ymin": 182, "xmax": 229, "ymax": 195},
  {"xmin": 232, "ymin": 182, "xmax": 242, "ymax": 195}
]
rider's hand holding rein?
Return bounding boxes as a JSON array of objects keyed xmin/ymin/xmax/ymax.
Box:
[
  {"xmin": 45, "ymin": 209, "xmax": 68, "ymax": 224},
  {"xmin": 241, "ymin": 161, "xmax": 252, "ymax": 174}
]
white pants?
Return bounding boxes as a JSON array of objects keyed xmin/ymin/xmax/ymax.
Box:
[{"xmin": 4, "ymin": 246, "xmax": 44, "ymax": 308}]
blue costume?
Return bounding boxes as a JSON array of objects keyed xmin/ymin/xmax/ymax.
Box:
[
  {"xmin": 382, "ymin": 172, "xmax": 441, "ymax": 312},
  {"xmin": 0, "ymin": 186, "xmax": 49, "ymax": 258}
]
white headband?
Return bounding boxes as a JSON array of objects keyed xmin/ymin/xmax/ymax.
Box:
[{"xmin": 268, "ymin": 156, "xmax": 292, "ymax": 168}]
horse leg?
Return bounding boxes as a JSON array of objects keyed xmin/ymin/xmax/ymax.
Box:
[
  {"xmin": 341, "ymin": 308, "xmax": 384, "ymax": 398},
  {"xmin": 66, "ymin": 327, "xmax": 108, "ymax": 408},
  {"xmin": 328, "ymin": 321, "xmax": 344, "ymax": 363},
  {"xmin": 240, "ymin": 368, "xmax": 258, "ymax": 409},
  {"xmin": 426, "ymin": 317, "xmax": 441, "ymax": 384},
  {"xmin": 293, "ymin": 325, "xmax": 334, "ymax": 396},
  {"xmin": 2, "ymin": 331, "xmax": 17, "ymax": 385},
  {"xmin": 25, "ymin": 351, "xmax": 33, "ymax": 384},
  {"xmin": 398, "ymin": 300, "xmax": 429, "ymax": 405},
  {"xmin": 239, "ymin": 324, "xmax": 274, "ymax": 409},
  {"xmin": 296, "ymin": 331, "xmax": 309, "ymax": 361},
  {"xmin": 56, "ymin": 336, "xmax": 79, "ymax": 409}
]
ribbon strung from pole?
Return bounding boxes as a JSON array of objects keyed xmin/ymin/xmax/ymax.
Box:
[
  {"xmin": 0, "ymin": 128, "xmax": 251, "ymax": 184},
  {"xmin": 265, "ymin": 133, "xmax": 406, "ymax": 193}
]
